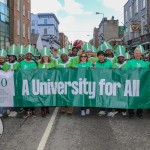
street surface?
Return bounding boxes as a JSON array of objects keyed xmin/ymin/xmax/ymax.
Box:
[{"xmin": 0, "ymin": 108, "xmax": 150, "ymax": 150}]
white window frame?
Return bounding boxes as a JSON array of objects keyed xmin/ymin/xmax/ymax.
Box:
[{"xmin": 17, "ymin": 19, "xmax": 20, "ymax": 35}]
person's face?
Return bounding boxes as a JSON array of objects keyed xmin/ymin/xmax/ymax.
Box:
[
  {"xmin": 52, "ymin": 49, "xmax": 58, "ymax": 55},
  {"xmin": 105, "ymin": 49, "xmax": 112, "ymax": 55},
  {"xmin": 86, "ymin": 51, "xmax": 92, "ymax": 58},
  {"xmin": 26, "ymin": 53, "xmax": 32, "ymax": 60},
  {"xmin": 80, "ymin": 54, "xmax": 87, "ymax": 63},
  {"xmin": 61, "ymin": 54, "xmax": 68, "ymax": 62},
  {"xmin": 72, "ymin": 48, "xmax": 78, "ymax": 56},
  {"xmin": 92, "ymin": 52, "xmax": 97, "ymax": 57},
  {"xmin": 0, "ymin": 56, "xmax": 5, "ymax": 63},
  {"xmin": 9, "ymin": 55, "xmax": 16, "ymax": 63},
  {"xmin": 19, "ymin": 55, "xmax": 25, "ymax": 61},
  {"xmin": 43, "ymin": 56, "xmax": 49, "ymax": 63},
  {"xmin": 118, "ymin": 56, "xmax": 124, "ymax": 63},
  {"xmin": 98, "ymin": 54, "xmax": 105, "ymax": 62},
  {"xmin": 68, "ymin": 49, "xmax": 72, "ymax": 55},
  {"xmin": 134, "ymin": 51, "xmax": 142, "ymax": 60}
]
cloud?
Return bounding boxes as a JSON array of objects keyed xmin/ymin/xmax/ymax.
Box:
[
  {"xmin": 63, "ymin": 0, "xmax": 92, "ymax": 15},
  {"xmin": 31, "ymin": 0, "xmax": 62, "ymax": 14}
]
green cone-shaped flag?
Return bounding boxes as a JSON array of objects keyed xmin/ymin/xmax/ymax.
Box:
[
  {"xmin": 81, "ymin": 43, "xmax": 92, "ymax": 52},
  {"xmin": 102, "ymin": 42, "xmax": 112, "ymax": 52},
  {"xmin": 92, "ymin": 46, "xmax": 97, "ymax": 53},
  {"xmin": 34, "ymin": 48, "xmax": 40, "ymax": 57},
  {"xmin": 8, "ymin": 44, "xmax": 18, "ymax": 56},
  {"xmin": 66, "ymin": 45, "xmax": 73, "ymax": 51},
  {"xmin": 41, "ymin": 47, "xmax": 51, "ymax": 57},
  {"xmin": 115, "ymin": 45, "xmax": 126, "ymax": 57},
  {"xmin": 97, "ymin": 44, "xmax": 105, "ymax": 52},
  {"xmin": 125, "ymin": 53, "xmax": 130, "ymax": 60},
  {"xmin": 25, "ymin": 45, "xmax": 34, "ymax": 55},
  {"xmin": 18, "ymin": 45, "xmax": 26, "ymax": 56},
  {"xmin": 58, "ymin": 48, "xmax": 68, "ymax": 56},
  {"xmin": 0, "ymin": 49, "xmax": 7, "ymax": 58},
  {"xmin": 136, "ymin": 45, "xmax": 145, "ymax": 55}
]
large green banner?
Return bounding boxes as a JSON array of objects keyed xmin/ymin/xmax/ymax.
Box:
[{"xmin": 14, "ymin": 68, "xmax": 150, "ymax": 108}]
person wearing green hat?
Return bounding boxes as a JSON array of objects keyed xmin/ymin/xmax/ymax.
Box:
[
  {"xmin": 70, "ymin": 46, "xmax": 79, "ymax": 67},
  {"xmin": 126, "ymin": 48, "xmax": 149, "ymax": 119},
  {"xmin": 3, "ymin": 44, "xmax": 20, "ymax": 71},
  {"xmin": 66, "ymin": 45, "xmax": 73, "ymax": 56},
  {"xmin": 56, "ymin": 48, "xmax": 74, "ymax": 114},
  {"xmin": 0, "ymin": 49, "xmax": 7, "ymax": 70},
  {"xmin": 124, "ymin": 53, "xmax": 131, "ymax": 61},
  {"xmin": 20, "ymin": 45, "xmax": 38, "ymax": 118},
  {"xmin": 18, "ymin": 45, "xmax": 26, "ymax": 62},
  {"xmin": 76, "ymin": 52, "xmax": 92, "ymax": 116},
  {"xmin": 38, "ymin": 47, "xmax": 55, "ymax": 117},
  {"xmin": 33, "ymin": 45, "xmax": 41, "ymax": 62}
]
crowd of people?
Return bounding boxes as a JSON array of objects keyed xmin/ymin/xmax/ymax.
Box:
[{"xmin": 0, "ymin": 41, "xmax": 149, "ymax": 119}]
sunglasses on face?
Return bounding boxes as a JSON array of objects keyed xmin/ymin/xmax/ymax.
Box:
[{"xmin": 81, "ymin": 56, "xmax": 87, "ymax": 58}]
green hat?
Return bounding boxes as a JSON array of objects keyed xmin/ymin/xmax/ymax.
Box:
[
  {"xmin": 102, "ymin": 42, "xmax": 112, "ymax": 52},
  {"xmin": 8, "ymin": 44, "xmax": 18, "ymax": 56},
  {"xmin": 59, "ymin": 48, "xmax": 68, "ymax": 56},
  {"xmin": 25, "ymin": 45, "xmax": 34, "ymax": 55},
  {"xmin": 115, "ymin": 45, "xmax": 126, "ymax": 57},
  {"xmin": 18, "ymin": 45, "xmax": 26, "ymax": 55},
  {"xmin": 34, "ymin": 48, "xmax": 40, "ymax": 57},
  {"xmin": 66, "ymin": 45, "xmax": 73, "ymax": 51},
  {"xmin": 41, "ymin": 47, "xmax": 51, "ymax": 57},
  {"xmin": 92, "ymin": 46, "xmax": 97, "ymax": 53},
  {"xmin": 136, "ymin": 45, "xmax": 145, "ymax": 54},
  {"xmin": 82, "ymin": 43, "xmax": 92, "ymax": 52},
  {"xmin": 97, "ymin": 44, "xmax": 105, "ymax": 52},
  {"xmin": 125, "ymin": 53, "xmax": 130, "ymax": 60},
  {"xmin": 0, "ymin": 49, "xmax": 7, "ymax": 58}
]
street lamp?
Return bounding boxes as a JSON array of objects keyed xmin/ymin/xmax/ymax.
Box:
[{"xmin": 95, "ymin": 12, "xmax": 104, "ymax": 19}]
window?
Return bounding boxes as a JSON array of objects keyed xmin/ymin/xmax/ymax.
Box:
[
  {"xmin": 44, "ymin": 19, "xmax": 47, "ymax": 24},
  {"xmin": 125, "ymin": 10, "xmax": 128, "ymax": 22},
  {"xmin": 141, "ymin": 15, "xmax": 146, "ymax": 34},
  {"xmin": 28, "ymin": 10, "xmax": 30, "ymax": 19},
  {"xmin": 44, "ymin": 28, "xmax": 47, "ymax": 34},
  {"xmin": 32, "ymin": 20, "xmax": 35, "ymax": 26},
  {"xmin": 28, "ymin": 27, "xmax": 30, "ymax": 39},
  {"xmin": 32, "ymin": 29, "xmax": 35, "ymax": 34},
  {"xmin": 129, "ymin": 6, "xmax": 132, "ymax": 19},
  {"xmin": 142, "ymin": 0, "xmax": 146, "ymax": 9},
  {"xmin": 23, "ymin": 23, "xmax": 25, "ymax": 37},
  {"xmin": 17, "ymin": 0, "xmax": 20, "ymax": 11},
  {"xmin": 17, "ymin": 19, "xmax": 20, "ymax": 35},
  {"xmin": 135, "ymin": 0, "xmax": 138, "ymax": 14}
]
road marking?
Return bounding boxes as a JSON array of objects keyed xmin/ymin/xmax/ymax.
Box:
[{"xmin": 37, "ymin": 107, "xmax": 59, "ymax": 150}]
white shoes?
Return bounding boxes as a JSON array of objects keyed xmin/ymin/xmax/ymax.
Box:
[
  {"xmin": 122, "ymin": 112, "xmax": 127, "ymax": 116},
  {"xmin": 86, "ymin": 109, "xmax": 90, "ymax": 115},
  {"xmin": 81, "ymin": 110, "xmax": 86, "ymax": 116},
  {"xmin": 98, "ymin": 111, "xmax": 106, "ymax": 116},
  {"xmin": 8, "ymin": 111, "xmax": 17, "ymax": 117},
  {"xmin": 81, "ymin": 109, "xmax": 90, "ymax": 116},
  {"xmin": 107, "ymin": 112, "xmax": 115, "ymax": 117}
]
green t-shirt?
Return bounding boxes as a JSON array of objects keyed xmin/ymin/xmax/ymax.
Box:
[
  {"xmin": 95, "ymin": 60, "xmax": 112, "ymax": 68},
  {"xmin": 70, "ymin": 56, "xmax": 79, "ymax": 67},
  {"xmin": 2, "ymin": 62, "xmax": 20, "ymax": 71},
  {"xmin": 112, "ymin": 61, "xmax": 127, "ymax": 69},
  {"xmin": 77, "ymin": 62, "xmax": 92, "ymax": 68},
  {"xmin": 19, "ymin": 60, "xmax": 37, "ymax": 69},
  {"xmin": 106, "ymin": 56, "xmax": 118, "ymax": 64},
  {"xmin": 38, "ymin": 62, "xmax": 55, "ymax": 69},
  {"xmin": 88, "ymin": 57, "xmax": 99, "ymax": 63},
  {"xmin": 125, "ymin": 59, "xmax": 149, "ymax": 68},
  {"xmin": 56, "ymin": 59, "xmax": 72, "ymax": 68}
]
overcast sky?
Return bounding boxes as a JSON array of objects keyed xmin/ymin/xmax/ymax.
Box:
[{"xmin": 31, "ymin": 0, "xmax": 128, "ymax": 43}]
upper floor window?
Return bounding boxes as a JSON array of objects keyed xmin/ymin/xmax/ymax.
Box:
[
  {"xmin": 129, "ymin": 6, "xmax": 132, "ymax": 19},
  {"xmin": 142, "ymin": 0, "xmax": 146, "ymax": 9},
  {"xmin": 44, "ymin": 19, "xmax": 47, "ymax": 24},
  {"xmin": 135, "ymin": 0, "xmax": 138, "ymax": 14},
  {"xmin": 44, "ymin": 28, "xmax": 47, "ymax": 34}
]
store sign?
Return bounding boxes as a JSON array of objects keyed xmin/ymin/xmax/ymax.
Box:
[{"xmin": 131, "ymin": 22, "xmax": 140, "ymax": 31}]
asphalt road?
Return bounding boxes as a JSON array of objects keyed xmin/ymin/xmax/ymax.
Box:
[{"xmin": 0, "ymin": 108, "xmax": 150, "ymax": 150}]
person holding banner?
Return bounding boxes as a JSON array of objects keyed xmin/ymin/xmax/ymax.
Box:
[
  {"xmin": 20, "ymin": 45, "xmax": 38, "ymax": 118},
  {"xmin": 77, "ymin": 52, "xmax": 92, "ymax": 116},
  {"xmin": 126, "ymin": 47, "xmax": 149, "ymax": 118},
  {"xmin": 56, "ymin": 48, "xmax": 74, "ymax": 115},
  {"xmin": 38, "ymin": 47, "xmax": 55, "ymax": 117},
  {"xmin": 95, "ymin": 51, "xmax": 118, "ymax": 117},
  {"xmin": 18, "ymin": 45, "xmax": 26, "ymax": 62},
  {"xmin": 0, "ymin": 49, "xmax": 7, "ymax": 70}
]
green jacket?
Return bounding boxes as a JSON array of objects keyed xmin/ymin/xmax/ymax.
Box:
[
  {"xmin": 95, "ymin": 60, "xmax": 112, "ymax": 68},
  {"xmin": 3, "ymin": 62, "xmax": 20, "ymax": 71}
]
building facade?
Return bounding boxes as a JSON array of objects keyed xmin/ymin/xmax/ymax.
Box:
[
  {"xmin": 124, "ymin": 0, "xmax": 150, "ymax": 50},
  {"xmin": 9, "ymin": 0, "xmax": 31, "ymax": 46},
  {"xmin": 59, "ymin": 32, "xmax": 69, "ymax": 48},
  {"xmin": 93, "ymin": 27, "xmax": 99, "ymax": 48},
  {"xmin": 31, "ymin": 13, "xmax": 60, "ymax": 49},
  {"xmin": 98, "ymin": 17, "xmax": 119, "ymax": 45},
  {"xmin": 0, "ymin": 0, "xmax": 10, "ymax": 49}
]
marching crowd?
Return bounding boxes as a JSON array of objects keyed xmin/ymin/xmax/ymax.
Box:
[{"xmin": 0, "ymin": 41, "xmax": 149, "ymax": 119}]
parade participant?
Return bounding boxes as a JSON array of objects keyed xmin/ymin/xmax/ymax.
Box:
[
  {"xmin": 38, "ymin": 47, "xmax": 55, "ymax": 117},
  {"xmin": 51, "ymin": 48, "xmax": 60, "ymax": 59},
  {"xmin": 103, "ymin": 42, "xmax": 117, "ymax": 64},
  {"xmin": 77, "ymin": 52, "xmax": 92, "ymax": 116},
  {"xmin": 124, "ymin": 53, "xmax": 130, "ymax": 61},
  {"xmin": 56, "ymin": 48, "xmax": 73, "ymax": 114},
  {"xmin": 95, "ymin": 51, "xmax": 117, "ymax": 117},
  {"xmin": 113, "ymin": 45, "xmax": 127, "ymax": 116},
  {"xmin": 20, "ymin": 45, "xmax": 38, "ymax": 118},
  {"xmin": 2, "ymin": 44, "xmax": 19, "ymax": 117},
  {"xmin": 0, "ymin": 49, "xmax": 7, "ymax": 70},
  {"xmin": 18, "ymin": 45, "xmax": 26, "ymax": 62},
  {"xmin": 34, "ymin": 48, "xmax": 41, "ymax": 62},
  {"xmin": 126, "ymin": 48, "xmax": 149, "ymax": 118}
]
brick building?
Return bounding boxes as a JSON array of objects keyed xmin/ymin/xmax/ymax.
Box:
[
  {"xmin": 59, "ymin": 32, "xmax": 69, "ymax": 48},
  {"xmin": 93, "ymin": 27, "xmax": 99, "ymax": 48},
  {"xmin": 10, "ymin": 0, "xmax": 31, "ymax": 46}
]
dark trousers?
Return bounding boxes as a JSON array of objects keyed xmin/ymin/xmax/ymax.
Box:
[{"xmin": 128, "ymin": 109, "xmax": 143, "ymax": 116}]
